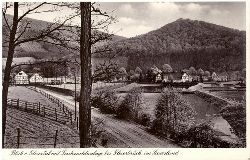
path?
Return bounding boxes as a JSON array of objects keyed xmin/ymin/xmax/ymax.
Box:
[{"xmin": 37, "ymin": 87, "xmax": 179, "ymax": 148}]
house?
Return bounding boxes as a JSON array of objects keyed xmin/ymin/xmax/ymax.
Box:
[
  {"xmin": 29, "ymin": 73, "xmax": 43, "ymax": 84},
  {"xmin": 150, "ymin": 65, "xmax": 162, "ymax": 82},
  {"xmin": 182, "ymin": 73, "xmax": 192, "ymax": 82},
  {"xmin": 218, "ymin": 72, "xmax": 229, "ymax": 82},
  {"xmin": 211, "ymin": 72, "xmax": 219, "ymax": 81},
  {"xmin": 14, "ymin": 71, "xmax": 29, "ymax": 85},
  {"xmin": 155, "ymin": 73, "xmax": 162, "ymax": 82}
]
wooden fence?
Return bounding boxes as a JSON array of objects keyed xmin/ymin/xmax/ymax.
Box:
[
  {"xmin": 26, "ymin": 86, "xmax": 72, "ymax": 115},
  {"xmin": 7, "ymin": 98, "xmax": 72, "ymax": 125},
  {"xmin": 4, "ymin": 128, "xmax": 80, "ymax": 148}
]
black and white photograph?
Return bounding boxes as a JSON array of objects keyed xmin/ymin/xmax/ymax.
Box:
[{"xmin": 1, "ymin": 1, "xmax": 247, "ymax": 153}]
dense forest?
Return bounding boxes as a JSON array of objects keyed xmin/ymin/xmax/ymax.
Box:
[
  {"xmin": 95, "ymin": 18, "xmax": 246, "ymax": 73},
  {"xmin": 3, "ymin": 15, "xmax": 246, "ymax": 74}
]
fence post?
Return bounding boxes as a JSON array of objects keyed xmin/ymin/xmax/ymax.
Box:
[
  {"xmin": 55, "ymin": 108, "xmax": 57, "ymax": 121},
  {"xmin": 70, "ymin": 112, "xmax": 73, "ymax": 125},
  {"xmin": 25, "ymin": 102, "xmax": 27, "ymax": 111},
  {"xmin": 76, "ymin": 117, "xmax": 79, "ymax": 130},
  {"xmin": 38, "ymin": 102, "xmax": 41, "ymax": 113},
  {"xmin": 17, "ymin": 128, "xmax": 20, "ymax": 148},
  {"xmin": 44, "ymin": 106, "xmax": 46, "ymax": 117},
  {"xmin": 54, "ymin": 130, "xmax": 58, "ymax": 148},
  {"xmin": 17, "ymin": 99, "xmax": 19, "ymax": 108}
]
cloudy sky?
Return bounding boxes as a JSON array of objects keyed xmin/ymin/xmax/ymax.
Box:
[
  {"xmin": 99, "ymin": 2, "xmax": 246, "ymax": 37},
  {"xmin": 6, "ymin": 2, "xmax": 246, "ymax": 38}
]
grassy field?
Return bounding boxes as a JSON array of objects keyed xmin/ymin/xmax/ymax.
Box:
[
  {"xmin": 5, "ymin": 107, "xmax": 79, "ymax": 148},
  {"xmin": 117, "ymin": 91, "xmax": 219, "ymax": 124},
  {"xmin": 48, "ymin": 82, "xmax": 126, "ymax": 92},
  {"xmin": 8, "ymin": 86, "xmax": 55, "ymax": 107},
  {"xmin": 210, "ymin": 91, "xmax": 245, "ymax": 102},
  {"xmin": 6, "ymin": 86, "xmax": 79, "ymax": 148}
]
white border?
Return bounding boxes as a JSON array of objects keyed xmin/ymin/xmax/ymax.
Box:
[{"xmin": 0, "ymin": 0, "xmax": 249, "ymax": 160}]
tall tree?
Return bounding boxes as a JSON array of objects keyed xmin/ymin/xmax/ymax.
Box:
[
  {"xmin": 2, "ymin": 2, "xmax": 77, "ymax": 147},
  {"xmin": 162, "ymin": 64, "xmax": 173, "ymax": 73},
  {"xmin": 79, "ymin": 2, "xmax": 91, "ymax": 148}
]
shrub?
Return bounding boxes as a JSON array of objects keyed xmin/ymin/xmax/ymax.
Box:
[
  {"xmin": 90, "ymin": 118, "xmax": 107, "ymax": 147},
  {"xmin": 116, "ymin": 88, "xmax": 144, "ymax": 123},
  {"xmin": 91, "ymin": 90, "xmax": 119, "ymax": 114},
  {"xmin": 151, "ymin": 88, "xmax": 196, "ymax": 138},
  {"xmin": 220, "ymin": 98, "xmax": 246, "ymax": 146}
]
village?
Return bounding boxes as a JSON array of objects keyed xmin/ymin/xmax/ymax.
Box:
[{"xmin": 11, "ymin": 64, "xmax": 244, "ymax": 86}]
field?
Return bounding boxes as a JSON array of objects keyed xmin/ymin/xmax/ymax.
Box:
[
  {"xmin": 6, "ymin": 86, "xmax": 79, "ymax": 148},
  {"xmin": 210, "ymin": 91, "xmax": 245, "ymax": 102},
  {"xmin": 8, "ymin": 86, "xmax": 55, "ymax": 107},
  {"xmin": 48, "ymin": 82, "xmax": 126, "ymax": 92},
  {"xmin": 117, "ymin": 91, "xmax": 219, "ymax": 124}
]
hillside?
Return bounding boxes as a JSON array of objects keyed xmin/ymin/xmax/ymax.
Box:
[
  {"xmin": 96, "ymin": 18, "xmax": 246, "ymax": 73},
  {"xmin": 2, "ymin": 14, "xmax": 126, "ymax": 59}
]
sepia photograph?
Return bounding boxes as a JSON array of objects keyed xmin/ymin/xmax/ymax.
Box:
[{"xmin": 1, "ymin": 1, "xmax": 246, "ymax": 151}]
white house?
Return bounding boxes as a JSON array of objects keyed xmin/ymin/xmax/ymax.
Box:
[
  {"xmin": 182, "ymin": 73, "xmax": 192, "ymax": 82},
  {"xmin": 15, "ymin": 71, "xmax": 29, "ymax": 85},
  {"xmin": 155, "ymin": 73, "xmax": 162, "ymax": 82},
  {"xmin": 29, "ymin": 73, "xmax": 43, "ymax": 83},
  {"xmin": 211, "ymin": 72, "xmax": 219, "ymax": 81}
]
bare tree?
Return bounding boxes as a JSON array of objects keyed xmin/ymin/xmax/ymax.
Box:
[{"xmin": 2, "ymin": 2, "xmax": 78, "ymax": 147}]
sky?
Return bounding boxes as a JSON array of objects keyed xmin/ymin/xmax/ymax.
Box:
[
  {"xmin": 99, "ymin": 2, "xmax": 246, "ymax": 37},
  {"xmin": 5, "ymin": 2, "xmax": 246, "ymax": 38}
]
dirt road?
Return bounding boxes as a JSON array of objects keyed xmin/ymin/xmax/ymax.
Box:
[{"xmin": 37, "ymin": 87, "xmax": 179, "ymax": 148}]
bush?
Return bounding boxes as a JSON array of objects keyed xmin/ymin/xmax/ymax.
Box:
[
  {"xmin": 116, "ymin": 88, "xmax": 144, "ymax": 123},
  {"xmin": 91, "ymin": 90, "xmax": 119, "ymax": 114},
  {"xmin": 220, "ymin": 98, "xmax": 246, "ymax": 146},
  {"xmin": 180, "ymin": 122, "xmax": 241, "ymax": 148},
  {"xmin": 151, "ymin": 88, "xmax": 196, "ymax": 138}
]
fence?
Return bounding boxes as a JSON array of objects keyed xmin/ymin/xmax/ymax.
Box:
[
  {"xmin": 7, "ymin": 98, "xmax": 72, "ymax": 125},
  {"xmin": 4, "ymin": 128, "xmax": 80, "ymax": 148},
  {"xmin": 25, "ymin": 86, "xmax": 79, "ymax": 129}
]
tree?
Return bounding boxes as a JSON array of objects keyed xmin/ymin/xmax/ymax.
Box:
[
  {"xmin": 204, "ymin": 71, "xmax": 211, "ymax": 77},
  {"xmin": 93, "ymin": 61, "xmax": 119, "ymax": 82},
  {"xmin": 118, "ymin": 67, "xmax": 127, "ymax": 81},
  {"xmin": 79, "ymin": 2, "xmax": 91, "ymax": 147},
  {"xmin": 197, "ymin": 68, "xmax": 204, "ymax": 76},
  {"xmin": 189, "ymin": 66, "xmax": 197, "ymax": 76},
  {"xmin": 2, "ymin": 2, "xmax": 77, "ymax": 147},
  {"xmin": 162, "ymin": 64, "xmax": 173, "ymax": 73}
]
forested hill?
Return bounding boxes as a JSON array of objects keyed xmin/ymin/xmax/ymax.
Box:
[
  {"xmin": 96, "ymin": 18, "xmax": 246, "ymax": 73},
  {"xmin": 2, "ymin": 14, "xmax": 126, "ymax": 59}
]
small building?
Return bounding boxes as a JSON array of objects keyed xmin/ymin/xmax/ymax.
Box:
[
  {"xmin": 29, "ymin": 73, "xmax": 43, "ymax": 84},
  {"xmin": 212, "ymin": 72, "xmax": 219, "ymax": 81},
  {"xmin": 14, "ymin": 71, "xmax": 29, "ymax": 85},
  {"xmin": 218, "ymin": 72, "xmax": 229, "ymax": 82},
  {"xmin": 182, "ymin": 73, "xmax": 192, "ymax": 82},
  {"xmin": 155, "ymin": 73, "xmax": 162, "ymax": 82}
]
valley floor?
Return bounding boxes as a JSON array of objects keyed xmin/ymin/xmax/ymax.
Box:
[{"xmin": 6, "ymin": 86, "xmax": 179, "ymax": 148}]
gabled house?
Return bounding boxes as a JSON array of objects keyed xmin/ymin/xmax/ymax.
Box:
[
  {"xmin": 14, "ymin": 71, "xmax": 29, "ymax": 85},
  {"xmin": 182, "ymin": 73, "xmax": 192, "ymax": 82},
  {"xmin": 29, "ymin": 73, "xmax": 43, "ymax": 83},
  {"xmin": 212, "ymin": 72, "xmax": 219, "ymax": 81}
]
